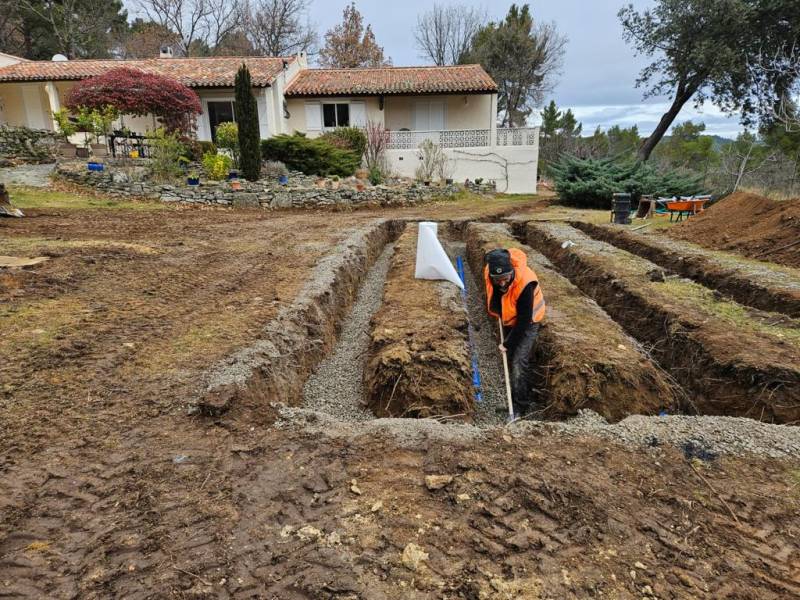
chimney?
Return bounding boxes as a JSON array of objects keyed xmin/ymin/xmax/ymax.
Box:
[{"xmin": 159, "ymin": 45, "xmax": 173, "ymax": 59}]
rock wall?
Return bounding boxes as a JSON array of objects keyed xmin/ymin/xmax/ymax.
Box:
[
  {"xmin": 0, "ymin": 126, "xmax": 57, "ymax": 164},
  {"xmin": 54, "ymin": 161, "xmax": 460, "ymax": 210}
]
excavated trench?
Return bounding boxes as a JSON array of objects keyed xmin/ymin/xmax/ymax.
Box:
[
  {"xmin": 572, "ymin": 221, "xmax": 800, "ymax": 318},
  {"xmin": 525, "ymin": 221, "xmax": 800, "ymax": 423},
  {"xmin": 200, "ymin": 215, "xmax": 800, "ymax": 441}
]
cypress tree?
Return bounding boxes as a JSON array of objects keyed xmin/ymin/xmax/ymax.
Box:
[{"xmin": 234, "ymin": 64, "xmax": 262, "ymax": 181}]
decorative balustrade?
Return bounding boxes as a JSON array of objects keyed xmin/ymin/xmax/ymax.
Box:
[
  {"xmin": 386, "ymin": 129, "xmax": 489, "ymax": 150},
  {"xmin": 385, "ymin": 127, "xmax": 539, "ymax": 150},
  {"xmin": 496, "ymin": 127, "xmax": 539, "ymax": 147}
]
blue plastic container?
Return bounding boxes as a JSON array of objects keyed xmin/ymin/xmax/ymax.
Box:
[
  {"xmin": 278, "ymin": 175, "xmax": 289, "ymax": 185},
  {"xmin": 87, "ymin": 162, "xmax": 104, "ymax": 172}
]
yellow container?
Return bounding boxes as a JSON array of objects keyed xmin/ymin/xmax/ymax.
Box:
[{"xmin": 129, "ymin": 149, "xmax": 139, "ymax": 159}]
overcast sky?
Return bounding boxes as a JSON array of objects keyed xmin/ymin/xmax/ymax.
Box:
[
  {"xmin": 127, "ymin": 0, "xmax": 744, "ymax": 137},
  {"xmin": 306, "ymin": 0, "xmax": 743, "ymax": 138}
]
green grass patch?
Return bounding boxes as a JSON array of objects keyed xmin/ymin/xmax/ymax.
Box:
[{"xmin": 8, "ymin": 185, "xmax": 167, "ymax": 211}]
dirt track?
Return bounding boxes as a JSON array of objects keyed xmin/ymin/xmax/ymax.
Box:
[{"xmin": 2, "ymin": 198, "xmax": 800, "ymax": 598}]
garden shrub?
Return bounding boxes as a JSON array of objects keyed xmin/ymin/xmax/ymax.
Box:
[
  {"xmin": 320, "ymin": 127, "xmax": 367, "ymax": 156},
  {"xmin": 262, "ymin": 160, "xmax": 288, "ymax": 178},
  {"xmin": 150, "ymin": 128, "xmax": 188, "ymax": 181},
  {"xmin": 260, "ymin": 134, "xmax": 360, "ymax": 177},
  {"xmin": 415, "ymin": 139, "xmax": 447, "ymax": 182},
  {"xmin": 202, "ymin": 152, "xmax": 233, "ymax": 181},
  {"xmin": 215, "ymin": 122, "xmax": 239, "ymax": 166},
  {"xmin": 551, "ymin": 155, "xmax": 704, "ymax": 209},
  {"xmin": 368, "ymin": 165, "xmax": 383, "ymax": 185},
  {"xmin": 184, "ymin": 139, "xmax": 216, "ymax": 161}
]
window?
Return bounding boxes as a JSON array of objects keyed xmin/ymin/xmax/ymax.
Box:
[
  {"xmin": 207, "ymin": 100, "xmax": 235, "ymax": 142},
  {"xmin": 323, "ymin": 103, "xmax": 349, "ymax": 128}
]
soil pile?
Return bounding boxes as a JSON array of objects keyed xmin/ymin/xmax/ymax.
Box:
[
  {"xmin": 669, "ymin": 192, "xmax": 800, "ymax": 268},
  {"xmin": 364, "ymin": 227, "xmax": 473, "ymax": 418}
]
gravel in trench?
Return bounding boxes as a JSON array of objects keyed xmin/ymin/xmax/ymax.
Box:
[
  {"xmin": 447, "ymin": 242, "xmax": 507, "ymax": 426},
  {"xmin": 302, "ymin": 243, "xmax": 394, "ymax": 421}
]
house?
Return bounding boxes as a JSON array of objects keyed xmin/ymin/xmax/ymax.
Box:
[{"xmin": 0, "ymin": 53, "xmax": 539, "ymax": 193}]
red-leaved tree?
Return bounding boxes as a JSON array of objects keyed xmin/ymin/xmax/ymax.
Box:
[{"xmin": 65, "ymin": 68, "xmax": 202, "ymax": 134}]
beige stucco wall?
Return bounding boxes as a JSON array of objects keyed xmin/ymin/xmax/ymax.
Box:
[
  {"xmin": 384, "ymin": 94, "xmax": 493, "ymax": 131},
  {"xmin": 0, "ymin": 82, "xmax": 52, "ymax": 129},
  {"xmin": 0, "ymin": 83, "xmax": 26, "ymax": 126},
  {"xmin": 285, "ymin": 96, "xmax": 383, "ymax": 137}
]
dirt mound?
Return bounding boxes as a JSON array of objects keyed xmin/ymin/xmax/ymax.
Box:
[
  {"xmin": 669, "ymin": 192, "xmax": 800, "ymax": 268},
  {"xmin": 365, "ymin": 227, "xmax": 473, "ymax": 419}
]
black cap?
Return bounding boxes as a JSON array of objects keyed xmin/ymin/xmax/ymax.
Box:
[{"xmin": 485, "ymin": 249, "xmax": 513, "ymax": 277}]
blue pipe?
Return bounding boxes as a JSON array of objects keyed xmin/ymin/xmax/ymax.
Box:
[{"xmin": 456, "ymin": 256, "xmax": 483, "ymax": 403}]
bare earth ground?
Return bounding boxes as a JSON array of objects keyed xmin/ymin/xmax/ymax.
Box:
[{"xmin": 1, "ymin": 189, "xmax": 799, "ymax": 598}]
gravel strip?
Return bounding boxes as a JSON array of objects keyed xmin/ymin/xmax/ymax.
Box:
[
  {"xmin": 512, "ymin": 410, "xmax": 800, "ymax": 459},
  {"xmin": 448, "ymin": 242, "xmax": 507, "ymax": 426},
  {"xmin": 301, "ymin": 243, "xmax": 395, "ymax": 421}
]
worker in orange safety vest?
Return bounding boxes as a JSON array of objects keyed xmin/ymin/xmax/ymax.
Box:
[{"xmin": 483, "ymin": 248, "xmax": 546, "ymax": 415}]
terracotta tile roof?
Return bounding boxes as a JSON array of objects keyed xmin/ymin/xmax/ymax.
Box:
[
  {"xmin": 284, "ymin": 64, "xmax": 497, "ymax": 97},
  {"xmin": 0, "ymin": 56, "xmax": 295, "ymax": 87}
]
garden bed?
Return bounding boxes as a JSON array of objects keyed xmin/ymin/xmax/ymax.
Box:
[
  {"xmin": 364, "ymin": 226, "xmax": 473, "ymax": 419},
  {"xmin": 465, "ymin": 222, "xmax": 680, "ymax": 421},
  {"xmin": 574, "ymin": 221, "xmax": 800, "ymax": 318},
  {"xmin": 526, "ymin": 222, "xmax": 800, "ymax": 423},
  {"xmin": 53, "ymin": 160, "xmax": 460, "ymax": 209}
]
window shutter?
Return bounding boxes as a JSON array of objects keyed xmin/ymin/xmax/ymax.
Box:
[
  {"xmin": 304, "ymin": 102, "xmax": 322, "ymax": 133},
  {"xmin": 350, "ymin": 101, "xmax": 367, "ymax": 127}
]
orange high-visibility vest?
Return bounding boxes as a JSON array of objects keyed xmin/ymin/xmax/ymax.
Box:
[{"xmin": 483, "ymin": 248, "xmax": 546, "ymax": 326}]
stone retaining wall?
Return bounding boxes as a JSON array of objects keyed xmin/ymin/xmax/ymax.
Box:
[
  {"xmin": 0, "ymin": 126, "xmax": 58, "ymax": 164},
  {"xmin": 54, "ymin": 161, "xmax": 460, "ymax": 209}
]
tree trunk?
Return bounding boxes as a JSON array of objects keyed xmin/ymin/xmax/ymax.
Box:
[{"xmin": 637, "ymin": 78, "xmax": 701, "ymax": 162}]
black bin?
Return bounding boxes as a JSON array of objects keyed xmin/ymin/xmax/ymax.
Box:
[{"xmin": 611, "ymin": 193, "xmax": 632, "ymax": 225}]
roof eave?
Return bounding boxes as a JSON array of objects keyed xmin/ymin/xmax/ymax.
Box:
[{"xmin": 284, "ymin": 88, "xmax": 497, "ymax": 98}]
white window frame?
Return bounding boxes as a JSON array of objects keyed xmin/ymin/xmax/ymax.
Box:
[{"xmin": 201, "ymin": 95, "xmax": 236, "ymax": 142}]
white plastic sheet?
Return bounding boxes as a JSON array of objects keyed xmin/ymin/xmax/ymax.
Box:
[{"xmin": 414, "ymin": 221, "xmax": 464, "ymax": 289}]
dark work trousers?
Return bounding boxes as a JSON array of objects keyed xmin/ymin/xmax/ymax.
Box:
[{"xmin": 504, "ymin": 322, "xmax": 540, "ymax": 415}]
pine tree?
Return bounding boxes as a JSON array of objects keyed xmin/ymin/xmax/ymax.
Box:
[{"xmin": 234, "ymin": 64, "xmax": 262, "ymax": 182}]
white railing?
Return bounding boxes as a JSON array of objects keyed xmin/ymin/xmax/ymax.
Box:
[
  {"xmin": 386, "ymin": 127, "xmax": 539, "ymax": 150},
  {"xmin": 496, "ymin": 127, "xmax": 539, "ymax": 147},
  {"xmin": 387, "ymin": 129, "xmax": 490, "ymax": 150}
]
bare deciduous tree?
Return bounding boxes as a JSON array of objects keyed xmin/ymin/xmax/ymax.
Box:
[
  {"xmin": 414, "ymin": 3, "xmax": 486, "ymax": 66},
  {"xmin": 137, "ymin": 0, "xmax": 244, "ymax": 56},
  {"xmin": 750, "ymin": 42, "xmax": 800, "ymax": 133},
  {"xmin": 244, "ymin": 0, "xmax": 316, "ymax": 57}
]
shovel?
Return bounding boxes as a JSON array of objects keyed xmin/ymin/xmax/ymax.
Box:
[{"xmin": 497, "ymin": 318, "xmax": 516, "ymax": 422}]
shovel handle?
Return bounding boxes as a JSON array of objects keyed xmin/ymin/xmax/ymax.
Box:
[{"xmin": 498, "ymin": 318, "xmax": 515, "ymax": 421}]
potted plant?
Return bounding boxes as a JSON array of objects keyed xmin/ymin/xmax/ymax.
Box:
[
  {"xmin": 52, "ymin": 110, "xmax": 78, "ymax": 158},
  {"xmin": 89, "ymin": 106, "xmax": 117, "ymax": 158},
  {"xmin": 187, "ymin": 170, "xmax": 200, "ymax": 186},
  {"xmin": 75, "ymin": 107, "xmax": 95, "ymax": 158}
]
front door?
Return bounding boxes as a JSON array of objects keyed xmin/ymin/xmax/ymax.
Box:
[{"xmin": 207, "ymin": 100, "xmax": 235, "ymax": 142}]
